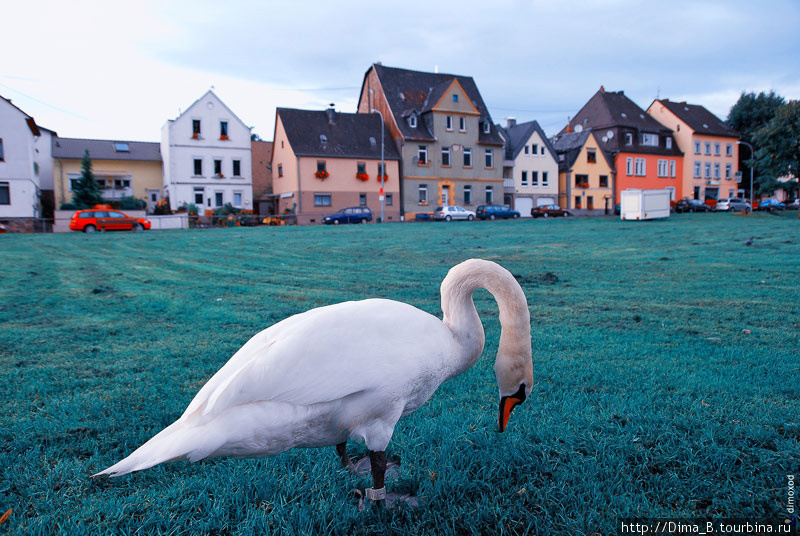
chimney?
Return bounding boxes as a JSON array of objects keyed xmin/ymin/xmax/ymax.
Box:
[
  {"xmin": 600, "ymin": 85, "xmax": 605, "ymax": 93},
  {"xmin": 326, "ymin": 103, "xmax": 336, "ymax": 125},
  {"xmin": 566, "ymin": 117, "xmax": 573, "ymax": 133},
  {"xmin": 506, "ymin": 117, "xmax": 517, "ymax": 129}
]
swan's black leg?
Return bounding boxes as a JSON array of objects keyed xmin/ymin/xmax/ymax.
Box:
[
  {"xmin": 335, "ymin": 442, "xmax": 354, "ymax": 470},
  {"xmin": 367, "ymin": 450, "xmax": 388, "ymax": 506}
]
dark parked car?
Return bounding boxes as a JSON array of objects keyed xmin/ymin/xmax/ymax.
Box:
[
  {"xmin": 785, "ymin": 199, "xmax": 799, "ymax": 210},
  {"xmin": 323, "ymin": 206, "xmax": 373, "ymax": 225},
  {"xmin": 759, "ymin": 199, "xmax": 785, "ymax": 211},
  {"xmin": 531, "ymin": 204, "xmax": 571, "ymax": 218},
  {"xmin": 476, "ymin": 205, "xmax": 520, "ymax": 220},
  {"xmin": 674, "ymin": 199, "xmax": 712, "ymax": 213}
]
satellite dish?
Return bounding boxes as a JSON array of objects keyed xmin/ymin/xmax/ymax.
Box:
[
  {"xmin": 575, "ymin": 124, "xmax": 583, "ymax": 133},
  {"xmin": 606, "ymin": 131, "xmax": 614, "ymax": 139},
  {"xmin": 602, "ymin": 136, "xmax": 608, "ymax": 143}
]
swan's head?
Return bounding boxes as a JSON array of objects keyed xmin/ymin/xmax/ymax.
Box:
[{"xmin": 495, "ymin": 348, "xmax": 533, "ymax": 433}]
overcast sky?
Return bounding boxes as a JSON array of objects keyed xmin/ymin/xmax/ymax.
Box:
[{"xmin": 3, "ymin": 0, "xmax": 799, "ymax": 142}]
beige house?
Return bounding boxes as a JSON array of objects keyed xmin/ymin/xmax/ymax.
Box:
[
  {"xmin": 271, "ymin": 107, "xmax": 401, "ymax": 225},
  {"xmin": 52, "ymin": 137, "xmax": 163, "ymax": 211},
  {"xmin": 647, "ymin": 99, "xmax": 740, "ymax": 202},
  {"xmin": 552, "ymin": 130, "xmax": 615, "ymax": 213}
]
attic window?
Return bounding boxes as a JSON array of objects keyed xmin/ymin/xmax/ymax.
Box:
[
  {"xmin": 409, "ymin": 115, "xmax": 417, "ymax": 128},
  {"xmin": 483, "ymin": 121, "xmax": 490, "ymax": 134},
  {"xmin": 621, "ymin": 113, "xmax": 627, "ymax": 119},
  {"xmin": 639, "ymin": 113, "xmax": 645, "ymax": 119},
  {"xmin": 369, "ymin": 136, "xmax": 377, "ymax": 147},
  {"xmin": 114, "ymin": 142, "xmax": 130, "ymax": 152},
  {"xmin": 320, "ymin": 134, "xmax": 328, "ymax": 144},
  {"xmin": 452, "ymin": 94, "xmax": 459, "ymax": 103},
  {"xmin": 702, "ymin": 123, "xmax": 709, "ymax": 129}
]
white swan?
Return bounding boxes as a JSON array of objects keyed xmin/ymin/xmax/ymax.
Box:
[{"xmin": 94, "ymin": 259, "xmax": 533, "ymax": 504}]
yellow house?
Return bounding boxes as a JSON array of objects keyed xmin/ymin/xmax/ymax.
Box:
[
  {"xmin": 647, "ymin": 99, "xmax": 740, "ymax": 202},
  {"xmin": 551, "ymin": 130, "xmax": 615, "ymax": 213},
  {"xmin": 52, "ymin": 137, "xmax": 163, "ymax": 211}
]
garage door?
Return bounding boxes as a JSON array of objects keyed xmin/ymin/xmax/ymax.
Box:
[
  {"xmin": 515, "ymin": 197, "xmax": 533, "ymax": 217},
  {"xmin": 537, "ymin": 197, "xmax": 555, "ymax": 206}
]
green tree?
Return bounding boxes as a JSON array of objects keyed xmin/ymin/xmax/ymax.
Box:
[
  {"xmin": 752, "ymin": 100, "xmax": 800, "ymax": 198},
  {"xmin": 72, "ymin": 150, "xmax": 104, "ymax": 208}
]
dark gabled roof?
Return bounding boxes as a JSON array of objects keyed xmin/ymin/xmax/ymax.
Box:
[
  {"xmin": 497, "ymin": 120, "xmax": 558, "ymax": 161},
  {"xmin": 52, "ymin": 137, "xmax": 162, "ymax": 161},
  {"xmin": 550, "ymin": 130, "xmax": 615, "ymax": 172},
  {"xmin": 277, "ymin": 108, "xmax": 400, "ymax": 160},
  {"xmin": 364, "ymin": 64, "xmax": 504, "ymax": 146},
  {"xmin": 656, "ymin": 99, "xmax": 739, "ymax": 138}
]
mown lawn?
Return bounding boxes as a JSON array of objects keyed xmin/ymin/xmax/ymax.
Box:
[{"xmin": 0, "ymin": 213, "xmax": 798, "ymax": 535}]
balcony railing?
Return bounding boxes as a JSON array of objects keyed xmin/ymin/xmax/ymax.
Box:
[{"xmin": 100, "ymin": 187, "xmax": 134, "ymax": 200}]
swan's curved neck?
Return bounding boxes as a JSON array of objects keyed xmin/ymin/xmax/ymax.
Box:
[{"xmin": 440, "ymin": 259, "xmax": 531, "ymax": 381}]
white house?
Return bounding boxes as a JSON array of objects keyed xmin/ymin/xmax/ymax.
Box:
[
  {"xmin": 161, "ymin": 90, "xmax": 253, "ymax": 212},
  {"xmin": 0, "ymin": 95, "xmax": 55, "ymax": 220},
  {"xmin": 497, "ymin": 119, "xmax": 559, "ymax": 216}
]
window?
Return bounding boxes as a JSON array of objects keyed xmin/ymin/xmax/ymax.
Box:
[
  {"xmin": 714, "ymin": 163, "xmax": 720, "ymax": 179},
  {"xmin": 459, "ymin": 117, "xmax": 466, "ymax": 131},
  {"xmin": 484, "ymin": 149, "xmax": 493, "ymax": 168},
  {"xmin": 385, "ymin": 193, "xmax": 393, "ymax": 206},
  {"xmin": 452, "ymin": 94, "xmax": 458, "ymax": 102},
  {"xmin": 114, "ymin": 178, "xmax": 131, "ymax": 189},
  {"xmin": 485, "ymin": 186, "xmax": 494, "ymax": 203},
  {"xmin": 233, "ymin": 191, "xmax": 242, "ymax": 207},
  {"xmin": 214, "ymin": 159, "xmax": 223, "ymax": 176},
  {"xmin": 705, "ymin": 142, "xmax": 711, "ymax": 155},
  {"xmin": 356, "ymin": 162, "xmax": 367, "ymax": 175},
  {"xmin": 314, "ymin": 194, "xmax": 332, "ymax": 206},
  {"xmin": 575, "ymin": 174, "xmax": 588, "ymax": 187},
  {"xmin": 694, "ymin": 141, "xmax": 701, "ymax": 154},
  {"xmin": 377, "ymin": 163, "xmax": 385, "ymax": 177},
  {"xmin": 0, "ymin": 182, "xmax": 9, "ymax": 205},
  {"xmin": 541, "ymin": 146, "xmax": 545, "ymax": 156},
  {"xmin": 194, "ymin": 187, "xmax": 204, "ymax": 204},
  {"xmin": 521, "ymin": 171, "xmax": 528, "ymax": 186},
  {"xmin": 669, "ymin": 160, "xmax": 676, "ymax": 178},
  {"xmin": 657, "ymin": 159, "xmax": 668, "ymax": 177},
  {"xmin": 360, "ymin": 193, "xmax": 367, "ymax": 206},
  {"xmin": 463, "ymin": 148, "xmax": 472, "ymax": 167},
  {"xmin": 714, "ymin": 142, "xmax": 720, "ymax": 156},
  {"xmin": 524, "ymin": 145, "xmax": 529, "ymax": 155},
  {"xmin": 114, "ymin": 142, "xmax": 129, "ymax": 152},
  {"xmin": 625, "ymin": 132, "xmax": 633, "ymax": 145},
  {"xmin": 0, "ymin": 138, "xmax": 4, "ymax": 160},
  {"xmin": 587, "ymin": 149, "xmax": 597, "ymax": 163},
  {"xmin": 464, "ymin": 185, "xmax": 472, "ymax": 205},
  {"xmin": 635, "ymin": 158, "xmax": 646, "ymax": 176},
  {"xmin": 642, "ymin": 133, "xmax": 658, "ymax": 146},
  {"xmin": 726, "ymin": 143, "xmax": 733, "ymax": 156},
  {"xmin": 278, "ymin": 164, "xmax": 283, "ymax": 178},
  {"xmin": 446, "ymin": 116, "xmax": 453, "ymax": 130},
  {"xmin": 215, "ymin": 192, "xmax": 223, "ymax": 207},
  {"xmin": 233, "ymin": 160, "xmax": 241, "ymax": 177},
  {"xmin": 531, "ymin": 171, "xmax": 539, "ymax": 186},
  {"xmin": 666, "ymin": 138, "xmax": 672, "ymax": 149},
  {"xmin": 317, "ymin": 161, "xmax": 326, "ymax": 173},
  {"xmin": 194, "ymin": 158, "xmax": 203, "ymax": 176},
  {"xmin": 418, "ymin": 145, "xmax": 428, "ymax": 165},
  {"xmin": 705, "ymin": 162, "xmax": 712, "ymax": 178},
  {"xmin": 418, "ymin": 184, "xmax": 428, "ymax": 204},
  {"xmin": 587, "ymin": 196, "xmax": 594, "ymax": 210},
  {"xmin": 694, "ymin": 161, "xmax": 701, "ymax": 178},
  {"xmin": 531, "ymin": 143, "xmax": 538, "ymax": 154},
  {"xmin": 220, "ymin": 121, "xmax": 228, "ymax": 139},
  {"xmin": 544, "ymin": 172, "xmax": 550, "ymax": 186},
  {"xmin": 574, "ymin": 196, "xmax": 582, "ymax": 209},
  {"xmin": 626, "ymin": 157, "xmax": 633, "ymax": 176},
  {"xmin": 599, "ymin": 175, "xmax": 608, "ymax": 187},
  {"xmin": 483, "ymin": 122, "xmax": 490, "ymax": 134},
  {"xmin": 441, "ymin": 146, "xmax": 450, "ymax": 166},
  {"xmin": 192, "ymin": 119, "xmax": 201, "ymax": 137},
  {"xmin": 725, "ymin": 163, "xmax": 732, "ymax": 179},
  {"xmin": 409, "ymin": 115, "xmax": 417, "ymax": 128}
]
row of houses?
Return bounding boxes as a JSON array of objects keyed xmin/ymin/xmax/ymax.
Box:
[{"xmin": 0, "ymin": 63, "xmax": 744, "ymax": 228}]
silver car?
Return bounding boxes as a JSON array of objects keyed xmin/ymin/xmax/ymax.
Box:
[
  {"xmin": 433, "ymin": 205, "xmax": 476, "ymax": 221},
  {"xmin": 715, "ymin": 198, "xmax": 751, "ymax": 213}
]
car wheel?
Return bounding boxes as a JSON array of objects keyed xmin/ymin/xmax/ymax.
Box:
[
  {"xmin": 543, "ymin": 213, "xmax": 549, "ymax": 218},
  {"xmin": 564, "ymin": 212, "xmax": 571, "ymax": 217},
  {"xmin": 360, "ymin": 218, "xmax": 367, "ymax": 224},
  {"xmin": 489, "ymin": 214, "xmax": 496, "ymax": 220},
  {"xmin": 467, "ymin": 215, "xmax": 474, "ymax": 221},
  {"xmin": 132, "ymin": 223, "xmax": 144, "ymax": 232},
  {"xmin": 84, "ymin": 224, "xmax": 97, "ymax": 233},
  {"xmin": 445, "ymin": 215, "xmax": 452, "ymax": 221},
  {"xmin": 333, "ymin": 219, "xmax": 340, "ymax": 225},
  {"xmin": 513, "ymin": 214, "xmax": 520, "ymax": 219}
]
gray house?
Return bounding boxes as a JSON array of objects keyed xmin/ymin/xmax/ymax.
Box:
[{"xmin": 357, "ymin": 64, "xmax": 504, "ymax": 219}]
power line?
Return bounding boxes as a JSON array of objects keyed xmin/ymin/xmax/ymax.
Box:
[{"xmin": 0, "ymin": 82, "xmax": 92, "ymax": 121}]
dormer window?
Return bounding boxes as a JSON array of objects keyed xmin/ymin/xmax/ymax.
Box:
[
  {"xmin": 625, "ymin": 132, "xmax": 633, "ymax": 146},
  {"xmin": 666, "ymin": 137, "xmax": 672, "ymax": 149},
  {"xmin": 641, "ymin": 133, "xmax": 658, "ymax": 146},
  {"xmin": 409, "ymin": 115, "xmax": 417, "ymax": 128},
  {"xmin": 483, "ymin": 121, "xmax": 490, "ymax": 134},
  {"xmin": 320, "ymin": 134, "xmax": 328, "ymax": 144}
]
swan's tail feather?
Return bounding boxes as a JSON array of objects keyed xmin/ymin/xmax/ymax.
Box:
[{"xmin": 92, "ymin": 421, "xmax": 223, "ymax": 478}]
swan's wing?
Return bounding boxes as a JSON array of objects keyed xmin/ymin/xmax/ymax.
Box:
[{"xmin": 180, "ymin": 299, "xmax": 452, "ymax": 423}]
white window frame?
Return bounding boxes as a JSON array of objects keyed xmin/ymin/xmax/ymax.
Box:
[
  {"xmin": 694, "ymin": 161, "xmax": 701, "ymax": 178},
  {"xmin": 484, "ymin": 149, "xmax": 493, "ymax": 168},
  {"xmin": 418, "ymin": 145, "xmax": 428, "ymax": 165},
  {"xmin": 314, "ymin": 193, "xmax": 332, "ymax": 207},
  {"xmin": 669, "ymin": 160, "xmax": 676, "ymax": 178},
  {"xmin": 705, "ymin": 162, "xmax": 712, "ymax": 178},
  {"xmin": 642, "ymin": 133, "xmax": 659, "ymax": 146},
  {"xmin": 483, "ymin": 122, "xmax": 490, "ymax": 134},
  {"xmin": 714, "ymin": 142, "xmax": 721, "ymax": 156},
  {"xmin": 463, "ymin": 185, "xmax": 472, "ymax": 205},
  {"xmin": 193, "ymin": 158, "xmax": 203, "ymax": 177},
  {"xmin": 666, "ymin": 137, "xmax": 672, "ymax": 149},
  {"xmin": 657, "ymin": 159, "xmax": 668, "ymax": 177},
  {"xmin": 705, "ymin": 142, "xmax": 711, "ymax": 155},
  {"xmin": 409, "ymin": 115, "xmax": 417, "ymax": 128},
  {"xmin": 542, "ymin": 171, "xmax": 549, "ymax": 186},
  {"xmin": 635, "ymin": 158, "xmax": 646, "ymax": 176},
  {"xmin": 694, "ymin": 141, "xmax": 701, "ymax": 154},
  {"xmin": 441, "ymin": 146, "xmax": 450, "ymax": 166},
  {"xmin": 725, "ymin": 163, "xmax": 732, "ymax": 179},
  {"xmin": 726, "ymin": 143, "xmax": 733, "ymax": 156},
  {"xmin": 714, "ymin": 163, "xmax": 720, "ymax": 179},
  {"xmin": 459, "ymin": 116, "xmax": 466, "ymax": 132},
  {"xmin": 625, "ymin": 132, "xmax": 633, "ymax": 146},
  {"xmin": 626, "ymin": 157, "xmax": 634, "ymax": 176},
  {"xmin": 485, "ymin": 186, "xmax": 494, "ymax": 204},
  {"xmin": 463, "ymin": 148, "xmax": 472, "ymax": 167},
  {"xmin": 418, "ymin": 184, "xmax": 428, "ymax": 204},
  {"xmin": 193, "ymin": 187, "xmax": 204, "ymax": 205},
  {"xmin": 531, "ymin": 171, "xmax": 539, "ymax": 187},
  {"xmin": 445, "ymin": 115, "xmax": 453, "ymax": 131},
  {"xmin": 233, "ymin": 191, "xmax": 243, "ymax": 207},
  {"xmin": 521, "ymin": 171, "xmax": 528, "ymax": 187}
]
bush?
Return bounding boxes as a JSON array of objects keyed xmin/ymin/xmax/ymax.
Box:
[
  {"xmin": 116, "ymin": 197, "xmax": 147, "ymax": 211},
  {"xmin": 59, "ymin": 202, "xmax": 77, "ymax": 210}
]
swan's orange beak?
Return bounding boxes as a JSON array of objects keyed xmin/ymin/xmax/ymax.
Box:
[{"xmin": 498, "ymin": 384, "xmax": 527, "ymax": 433}]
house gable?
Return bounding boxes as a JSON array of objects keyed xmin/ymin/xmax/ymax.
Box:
[{"xmin": 430, "ymin": 79, "xmax": 480, "ymax": 115}]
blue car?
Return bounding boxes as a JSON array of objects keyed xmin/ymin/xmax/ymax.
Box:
[
  {"xmin": 759, "ymin": 199, "xmax": 785, "ymax": 211},
  {"xmin": 323, "ymin": 206, "xmax": 373, "ymax": 225}
]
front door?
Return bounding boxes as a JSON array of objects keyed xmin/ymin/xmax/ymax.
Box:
[
  {"xmin": 442, "ymin": 185, "xmax": 450, "ymax": 206},
  {"xmin": 147, "ymin": 189, "xmax": 161, "ymax": 213}
]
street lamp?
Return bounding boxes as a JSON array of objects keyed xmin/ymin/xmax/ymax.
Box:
[
  {"xmin": 737, "ymin": 141, "xmax": 754, "ymax": 208},
  {"xmin": 371, "ymin": 108, "xmax": 385, "ymax": 223}
]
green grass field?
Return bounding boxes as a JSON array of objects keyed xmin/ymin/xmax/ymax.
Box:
[{"xmin": 1, "ymin": 213, "xmax": 798, "ymax": 535}]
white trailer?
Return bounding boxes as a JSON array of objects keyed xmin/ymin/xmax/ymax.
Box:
[{"xmin": 620, "ymin": 189, "xmax": 671, "ymax": 220}]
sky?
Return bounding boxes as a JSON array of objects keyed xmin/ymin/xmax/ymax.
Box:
[{"xmin": 2, "ymin": 0, "xmax": 799, "ymax": 142}]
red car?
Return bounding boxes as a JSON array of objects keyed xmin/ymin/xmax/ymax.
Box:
[
  {"xmin": 69, "ymin": 206, "xmax": 151, "ymax": 233},
  {"xmin": 531, "ymin": 204, "xmax": 571, "ymax": 218}
]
